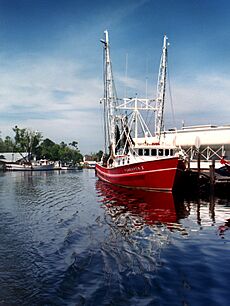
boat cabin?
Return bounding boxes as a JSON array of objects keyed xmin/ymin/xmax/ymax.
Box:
[
  {"xmin": 137, "ymin": 147, "xmax": 174, "ymax": 157},
  {"xmin": 111, "ymin": 145, "xmax": 179, "ymax": 168}
]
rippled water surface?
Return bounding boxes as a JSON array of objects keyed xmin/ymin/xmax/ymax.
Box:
[{"xmin": 0, "ymin": 170, "xmax": 229, "ymax": 305}]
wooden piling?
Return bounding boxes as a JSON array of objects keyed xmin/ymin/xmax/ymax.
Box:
[
  {"xmin": 209, "ymin": 159, "xmax": 215, "ymax": 193},
  {"xmin": 197, "ymin": 151, "xmax": 201, "ymax": 177},
  {"xmin": 187, "ymin": 155, "xmax": 190, "ymax": 171}
]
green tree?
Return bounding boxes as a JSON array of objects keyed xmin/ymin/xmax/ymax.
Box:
[
  {"xmin": 69, "ymin": 141, "xmax": 78, "ymax": 150},
  {"xmin": 60, "ymin": 141, "xmax": 67, "ymax": 148},
  {"xmin": 96, "ymin": 150, "xmax": 103, "ymax": 161},
  {"xmin": 4, "ymin": 136, "xmax": 15, "ymax": 152},
  {"xmin": 13, "ymin": 126, "xmax": 42, "ymax": 160},
  {"xmin": 37, "ymin": 138, "xmax": 83, "ymax": 163},
  {"xmin": 90, "ymin": 150, "xmax": 103, "ymax": 161},
  {"xmin": 68, "ymin": 141, "xmax": 83, "ymax": 164},
  {"xmin": 59, "ymin": 142, "xmax": 82, "ymax": 164},
  {"xmin": 37, "ymin": 138, "xmax": 57, "ymax": 160},
  {"xmin": 0, "ymin": 137, "xmax": 4, "ymax": 152},
  {"xmin": 0, "ymin": 136, "xmax": 15, "ymax": 152}
]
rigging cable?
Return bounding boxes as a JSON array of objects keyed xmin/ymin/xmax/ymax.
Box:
[
  {"xmin": 124, "ymin": 53, "xmax": 128, "ymax": 98},
  {"xmin": 167, "ymin": 58, "xmax": 176, "ymax": 128},
  {"xmin": 144, "ymin": 56, "xmax": 154, "ymax": 135}
]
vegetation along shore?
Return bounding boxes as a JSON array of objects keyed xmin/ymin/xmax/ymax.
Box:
[{"xmin": 0, "ymin": 125, "xmax": 83, "ymax": 165}]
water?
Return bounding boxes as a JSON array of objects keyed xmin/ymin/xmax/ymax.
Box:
[{"xmin": 0, "ymin": 170, "xmax": 229, "ymax": 306}]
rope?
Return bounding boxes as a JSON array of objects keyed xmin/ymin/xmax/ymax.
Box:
[{"xmin": 167, "ymin": 59, "xmax": 176, "ymax": 128}]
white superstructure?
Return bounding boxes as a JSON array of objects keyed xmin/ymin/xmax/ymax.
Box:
[
  {"xmin": 163, "ymin": 125, "xmax": 230, "ymax": 148},
  {"xmin": 160, "ymin": 124, "xmax": 230, "ymax": 168}
]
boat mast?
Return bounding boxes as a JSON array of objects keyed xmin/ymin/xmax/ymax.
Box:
[
  {"xmin": 101, "ymin": 30, "xmax": 117, "ymax": 156},
  {"xmin": 155, "ymin": 35, "xmax": 168, "ymax": 141}
]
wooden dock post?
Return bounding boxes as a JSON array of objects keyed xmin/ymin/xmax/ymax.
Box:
[
  {"xmin": 197, "ymin": 151, "xmax": 201, "ymax": 177},
  {"xmin": 209, "ymin": 159, "xmax": 215, "ymax": 192},
  {"xmin": 187, "ymin": 154, "xmax": 190, "ymax": 171}
]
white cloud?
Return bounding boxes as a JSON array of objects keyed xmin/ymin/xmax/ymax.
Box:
[
  {"xmin": 0, "ymin": 55, "xmax": 104, "ymax": 153},
  {"xmin": 112, "ymin": 71, "xmax": 230, "ymax": 130},
  {"xmin": 165, "ymin": 73, "xmax": 230, "ymax": 126},
  {"xmin": 0, "ymin": 109, "xmax": 104, "ymax": 154},
  {"xmin": 0, "ymin": 56, "xmax": 102, "ymax": 112},
  {"xmin": 1, "ymin": 50, "xmax": 230, "ymax": 154},
  {"xmin": 115, "ymin": 73, "xmax": 148, "ymax": 97}
]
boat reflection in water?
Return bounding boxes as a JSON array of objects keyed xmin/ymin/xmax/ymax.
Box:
[{"xmin": 96, "ymin": 180, "xmax": 189, "ymax": 234}]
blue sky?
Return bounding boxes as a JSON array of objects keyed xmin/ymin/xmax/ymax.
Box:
[{"xmin": 0, "ymin": 0, "xmax": 230, "ymax": 153}]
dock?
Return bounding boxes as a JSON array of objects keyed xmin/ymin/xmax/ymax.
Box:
[{"xmin": 183, "ymin": 158, "xmax": 230, "ymax": 196}]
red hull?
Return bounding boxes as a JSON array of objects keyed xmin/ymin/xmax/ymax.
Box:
[
  {"xmin": 96, "ymin": 181, "xmax": 178, "ymax": 224},
  {"xmin": 96, "ymin": 157, "xmax": 184, "ymax": 191}
]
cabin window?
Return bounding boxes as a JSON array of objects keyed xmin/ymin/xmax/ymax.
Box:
[
  {"xmin": 170, "ymin": 149, "xmax": 174, "ymax": 156},
  {"xmin": 165, "ymin": 149, "xmax": 169, "ymax": 156},
  {"xmin": 144, "ymin": 149, "xmax": 149, "ymax": 156},
  {"xmin": 138, "ymin": 149, "xmax": 143, "ymax": 156},
  {"xmin": 151, "ymin": 149, "xmax": 157, "ymax": 156},
  {"xmin": 118, "ymin": 160, "xmax": 120, "ymax": 165},
  {"xmin": 158, "ymin": 149, "xmax": 163, "ymax": 156},
  {"xmin": 122, "ymin": 159, "xmax": 125, "ymax": 165}
]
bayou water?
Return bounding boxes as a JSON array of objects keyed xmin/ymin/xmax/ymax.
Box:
[{"xmin": 0, "ymin": 170, "xmax": 229, "ymax": 306}]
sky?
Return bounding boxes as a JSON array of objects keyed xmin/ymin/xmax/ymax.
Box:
[{"xmin": 0, "ymin": 0, "xmax": 230, "ymax": 154}]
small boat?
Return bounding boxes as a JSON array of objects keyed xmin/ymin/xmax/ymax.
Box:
[
  {"xmin": 95, "ymin": 31, "xmax": 186, "ymax": 191},
  {"xmin": 4, "ymin": 162, "xmax": 33, "ymax": 171},
  {"xmin": 5, "ymin": 159, "xmax": 54, "ymax": 171},
  {"xmin": 60, "ymin": 165, "xmax": 75, "ymax": 170},
  {"xmin": 60, "ymin": 163, "xmax": 82, "ymax": 170},
  {"xmin": 31, "ymin": 159, "xmax": 54, "ymax": 170}
]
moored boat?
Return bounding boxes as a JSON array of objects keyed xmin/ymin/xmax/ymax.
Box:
[
  {"xmin": 31, "ymin": 159, "xmax": 55, "ymax": 170},
  {"xmin": 60, "ymin": 163, "xmax": 82, "ymax": 170},
  {"xmin": 96, "ymin": 156, "xmax": 185, "ymax": 191},
  {"xmin": 4, "ymin": 162, "xmax": 32, "ymax": 171},
  {"xmin": 95, "ymin": 31, "xmax": 186, "ymax": 191},
  {"xmin": 4, "ymin": 159, "xmax": 54, "ymax": 171}
]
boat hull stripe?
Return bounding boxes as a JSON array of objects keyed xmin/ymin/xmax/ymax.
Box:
[{"xmin": 96, "ymin": 167, "xmax": 177, "ymax": 178}]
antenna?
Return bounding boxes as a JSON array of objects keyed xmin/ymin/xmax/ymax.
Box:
[
  {"xmin": 167, "ymin": 63, "xmax": 176, "ymax": 128},
  {"xmin": 124, "ymin": 53, "xmax": 128, "ymax": 98},
  {"xmin": 145, "ymin": 57, "xmax": 149, "ymax": 99}
]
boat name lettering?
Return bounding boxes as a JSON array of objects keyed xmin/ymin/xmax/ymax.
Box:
[{"xmin": 124, "ymin": 166, "xmax": 144, "ymax": 172}]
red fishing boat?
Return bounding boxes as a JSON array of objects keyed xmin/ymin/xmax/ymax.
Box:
[{"xmin": 96, "ymin": 31, "xmax": 186, "ymax": 191}]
